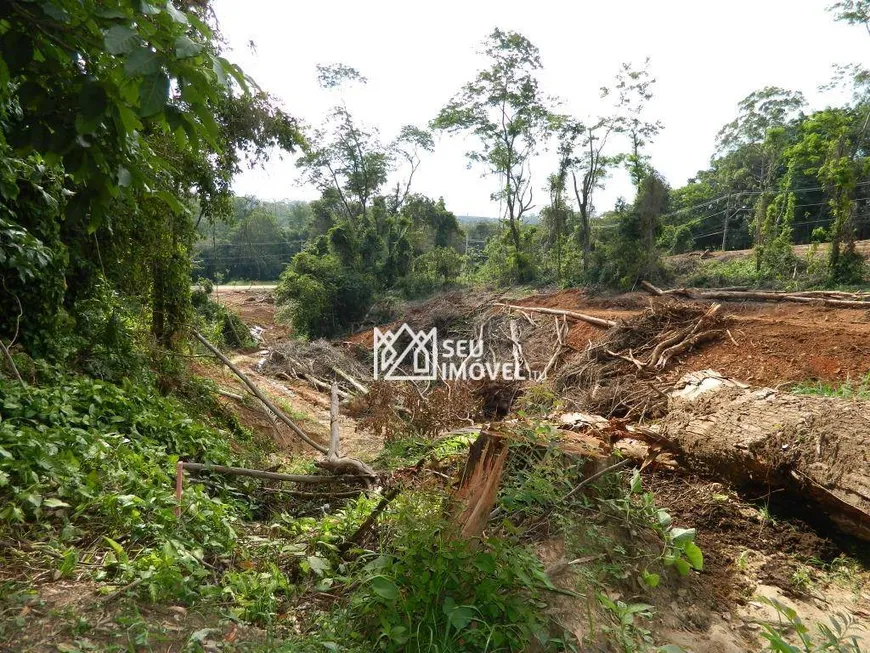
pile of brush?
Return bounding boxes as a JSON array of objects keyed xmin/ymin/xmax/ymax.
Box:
[
  {"xmin": 261, "ymin": 339, "xmax": 371, "ymax": 397},
  {"xmin": 555, "ymin": 302, "xmax": 728, "ymax": 419}
]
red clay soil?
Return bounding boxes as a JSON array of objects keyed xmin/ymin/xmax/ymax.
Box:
[
  {"xmin": 668, "ymin": 301, "xmax": 870, "ymax": 385},
  {"xmin": 515, "ymin": 288, "xmax": 870, "ymax": 386}
]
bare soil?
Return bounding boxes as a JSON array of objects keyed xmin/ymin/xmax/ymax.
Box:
[{"xmin": 206, "ymin": 285, "xmax": 870, "ymax": 650}]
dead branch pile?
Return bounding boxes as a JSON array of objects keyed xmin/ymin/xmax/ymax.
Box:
[
  {"xmin": 356, "ymin": 380, "xmax": 480, "ymax": 441},
  {"xmin": 642, "ymin": 280, "xmax": 870, "ymax": 309},
  {"xmin": 262, "ymin": 339, "xmax": 370, "ymax": 397},
  {"xmin": 553, "ymin": 302, "xmax": 728, "ymax": 419}
]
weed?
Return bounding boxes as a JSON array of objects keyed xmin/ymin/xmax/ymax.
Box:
[
  {"xmin": 790, "ymin": 567, "xmax": 814, "ymax": 593},
  {"xmin": 757, "ymin": 595, "xmax": 864, "ymax": 652},
  {"xmin": 792, "ymin": 373, "xmax": 870, "ymax": 400}
]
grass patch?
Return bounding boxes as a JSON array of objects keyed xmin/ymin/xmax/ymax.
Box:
[{"xmin": 792, "ymin": 372, "xmax": 870, "ymax": 400}]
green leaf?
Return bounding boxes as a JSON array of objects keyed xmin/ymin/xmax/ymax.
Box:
[
  {"xmin": 306, "ymin": 555, "xmax": 330, "ymax": 577},
  {"xmin": 670, "ymin": 527, "xmax": 696, "ymax": 545},
  {"xmin": 175, "ymin": 35, "xmax": 202, "ymax": 59},
  {"xmin": 447, "ymin": 605, "xmax": 475, "ymax": 631},
  {"xmin": 117, "ymin": 167, "xmax": 132, "ymax": 187},
  {"xmin": 165, "ymin": 1, "xmax": 189, "ymax": 24},
  {"xmin": 674, "ymin": 557, "xmax": 691, "ymax": 576},
  {"xmin": 153, "ymin": 190, "xmax": 185, "ymax": 214},
  {"xmin": 41, "ymin": 2, "xmax": 71, "ymax": 22},
  {"xmin": 630, "ymin": 469, "xmax": 642, "ymax": 493},
  {"xmin": 139, "ymin": 1, "xmax": 161, "ymax": 14},
  {"xmin": 44, "ymin": 498, "xmax": 71, "ymax": 508},
  {"xmin": 369, "ymin": 575, "xmax": 399, "ymax": 601},
  {"xmin": 683, "ymin": 542, "xmax": 704, "ymax": 570},
  {"xmin": 656, "ymin": 509, "xmax": 672, "ymax": 528},
  {"xmin": 104, "ymin": 25, "xmax": 139, "ymax": 55},
  {"xmin": 641, "ymin": 570, "xmax": 660, "ymax": 588},
  {"xmin": 103, "ymin": 536, "xmax": 125, "ymax": 557},
  {"xmin": 78, "ymin": 82, "xmax": 107, "ymax": 121},
  {"xmin": 138, "ymin": 73, "xmax": 170, "ymax": 117},
  {"xmin": 124, "ymin": 48, "xmax": 160, "ymax": 77}
]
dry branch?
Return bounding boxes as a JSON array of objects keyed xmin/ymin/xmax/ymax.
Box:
[
  {"xmin": 495, "ymin": 303, "xmax": 617, "ymax": 328},
  {"xmin": 332, "ymin": 366, "xmax": 369, "ymax": 395},
  {"xmin": 194, "ymin": 331, "xmax": 328, "ymax": 454},
  {"xmin": 641, "ymin": 283, "xmax": 870, "ymax": 309},
  {"xmin": 180, "ymin": 462, "xmax": 369, "ymax": 484},
  {"xmin": 314, "ymin": 383, "xmax": 377, "ymax": 480}
]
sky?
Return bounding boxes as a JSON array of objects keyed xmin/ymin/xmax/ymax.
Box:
[{"xmin": 211, "ymin": 0, "xmax": 869, "ymax": 218}]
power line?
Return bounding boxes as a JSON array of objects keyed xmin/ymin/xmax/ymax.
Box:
[{"xmin": 656, "ymin": 179, "xmax": 870, "ymax": 223}]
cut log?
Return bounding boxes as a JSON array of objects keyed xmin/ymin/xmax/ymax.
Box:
[
  {"xmin": 640, "ymin": 284, "xmax": 870, "ymax": 309},
  {"xmin": 495, "ymin": 303, "xmax": 617, "ymax": 328},
  {"xmin": 662, "ymin": 370, "xmax": 870, "ymax": 541}
]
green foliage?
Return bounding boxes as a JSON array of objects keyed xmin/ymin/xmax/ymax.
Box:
[
  {"xmin": 1, "ymin": 0, "xmax": 253, "ymax": 225},
  {"xmin": 599, "ymin": 469, "xmax": 703, "ymax": 579},
  {"xmin": 0, "ymin": 372, "xmax": 241, "ymax": 534},
  {"xmin": 192, "ymin": 285, "xmax": 255, "ymax": 349},
  {"xmin": 194, "ymin": 198, "xmax": 313, "ymax": 282},
  {"xmin": 757, "ymin": 596, "xmax": 864, "ymax": 652},
  {"xmin": 275, "ymin": 251, "xmax": 374, "ymax": 338},
  {"xmin": 596, "ymin": 594, "xmax": 659, "ymax": 653},
  {"xmin": 586, "ymin": 174, "xmax": 668, "ymax": 289},
  {"xmin": 315, "ymin": 492, "xmax": 553, "ymax": 652}
]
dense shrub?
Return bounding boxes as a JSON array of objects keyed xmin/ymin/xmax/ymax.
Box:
[
  {"xmin": 192, "ymin": 285, "xmax": 256, "ymax": 349},
  {"xmin": 275, "ymin": 252, "xmax": 374, "ymax": 338}
]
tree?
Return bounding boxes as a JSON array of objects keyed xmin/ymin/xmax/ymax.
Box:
[
  {"xmin": 829, "ymin": 0, "xmax": 870, "ymax": 33},
  {"xmin": 432, "ymin": 28, "xmax": 552, "ymax": 280},
  {"xmin": 0, "ymin": 0, "xmax": 302, "ymax": 351},
  {"xmin": 613, "ymin": 59, "xmax": 663, "ymax": 188},
  {"xmin": 555, "ymin": 115, "xmax": 619, "ymax": 273},
  {"xmin": 715, "ymin": 87, "xmax": 806, "ymax": 271}
]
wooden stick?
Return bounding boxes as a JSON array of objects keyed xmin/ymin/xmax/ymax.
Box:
[
  {"xmin": 217, "ymin": 388, "xmax": 246, "ymax": 401},
  {"xmin": 495, "ymin": 303, "xmax": 616, "ymax": 328},
  {"xmin": 329, "ymin": 382, "xmax": 340, "ymax": 458},
  {"xmin": 640, "ymin": 280, "xmax": 664, "ymax": 296},
  {"xmin": 0, "ymin": 339, "xmax": 25, "ymax": 388},
  {"xmin": 193, "ymin": 331, "xmax": 328, "ymax": 454},
  {"xmin": 180, "ymin": 462, "xmax": 370, "ymax": 483}
]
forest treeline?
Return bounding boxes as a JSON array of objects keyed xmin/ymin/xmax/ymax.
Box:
[
  {"xmin": 2, "ymin": 0, "xmax": 870, "ymax": 351},
  {"xmin": 194, "ymin": 20, "xmax": 870, "ymax": 338}
]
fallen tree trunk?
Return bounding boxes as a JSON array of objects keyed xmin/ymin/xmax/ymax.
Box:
[
  {"xmin": 495, "ymin": 303, "xmax": 617, "ymax": 328},
  {"xmin": 194, "ymin": 331, "xmax": 328, "ymax": 454},
  {"xmin": 661, "ymin": 371, "xmax": 870, "ymax": 541},
  {"xmin": 641, "ymin": 283, "xmax": 870, "ymax": 309}
]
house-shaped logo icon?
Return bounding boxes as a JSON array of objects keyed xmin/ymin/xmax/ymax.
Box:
[{"xmin": 373, "ymin": 324, "xmax": 438, "ymax": 380}]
